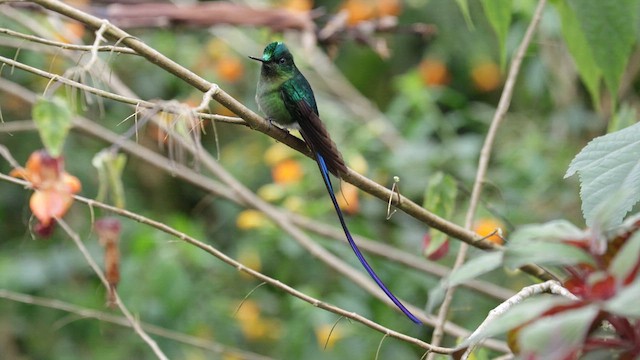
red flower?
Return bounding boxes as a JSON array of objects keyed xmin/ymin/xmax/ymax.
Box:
[{"xmin": 11, "ymin": 150, "xmax": 81, "ymax": 228}]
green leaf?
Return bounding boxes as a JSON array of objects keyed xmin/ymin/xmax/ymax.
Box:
[
  {"xmin": 565, "ymin": 122, "xmax": 640, "ymax": 227},
  {"xmin": 552, "ymin": 0, "xmax": 602, "ymax": 109},
  {"xmin": 506, "ymin": 221, "xmax": 594, "ymax": 269},
  {"xmin": 505, "ymin": 241, "xmax": 595, "ymax": 270},
  {"xmin": 32, "ymin": 96, "xmax": 73, "ymax": 157},
  {"xmin": 567, "ymin": 0, "xmax": 639, "ymax": 107},
  {"xmin": 448, "ymin": 251, "xmax": 503, "ymax": 287},
  {"xmin": 454, "ymin": 0, "xmax": 475, "ymax": 29},
  {"xmin": 608, "ymin": 104, "xmax": 637, "ymax": 133},
  {"xmin": 609, "ymin": 231, "xmax": 640, "ymax": 280},
  {"xmin": 423, "ymin": 172, "xmax": 457, "ymax": 219},
  {"xmin": 462, "ymin": 295, "xmax": 572, "ymax": 347},
  {"xmin": 480, "ymin": 0, "xmax": 512, "ymax": 68},
  {"xmin": 510, "ymin": 220, "xmax": 587, "ymax": 243},
  {"xmin": 423, "ymin": 172, "xmax": 457, "ymax": 255},
  {"xmin": 519, "ymin": 305, "xmax": 599, "ymax": 358},
  {"xmin": 604, "ymin": 279, "xmax": 640, "ymax": 317},
  {"xmin": 92, "ymin": 151, "xmax": 128, "ymax": 208},
  {"xmin": 427, "ymin": 252, "xmax": 503, "ymax": 313}
]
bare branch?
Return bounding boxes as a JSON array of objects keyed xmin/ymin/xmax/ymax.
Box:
[
  {"xmin": 0, "ymin": 27, "xmax": 137, "ymax": 54},
  {"xmin": 0, "ymin": 172, "xmax": 462, "ymax": 354},
  {"xmin": 0, "ymin": 289, "xmax": 274, "ymax": 360},
  {"xmin": 0, "ymin": 58, "xmax": 245, "ymax": 125},
  {"xmin": 462, "ymin": 280, "xmax": 577, "ymax": 359},
  {"xmin": 427, "ymin": 0, "xmax": 549, "ymax": 355},
  {"xmin": 4, "ymin": 2, "xmax": 551, "ymax": 286},
  {"xmin": 56, "ymin": 218, "xmax": 169, "ymax": 360},
  {"xmin": 25, "ymin": 0, "xmax": 505, "ymax": 261}
]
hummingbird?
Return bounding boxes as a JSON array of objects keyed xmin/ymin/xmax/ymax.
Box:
[{"xmin": 250, "ymin": 42, "xmax": 421, "ymax": 324}]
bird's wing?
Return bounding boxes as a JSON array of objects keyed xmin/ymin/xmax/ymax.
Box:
[
  {"xmin": 280, "ymin": 80, "xmax": 347, "ymax": 177},
  {"xmin": 280, "ymin": 78, "xmax": 422, "ymax": 325}
]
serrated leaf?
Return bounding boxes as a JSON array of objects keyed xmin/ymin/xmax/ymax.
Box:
[
  {"xmin": 511, "ymin": 220, "xmax": 587, "ymax": 243},
  {"xmin": 427, "ymin": 252, "xmax": 503, "ymax": 313},
  {"xmin": 32, "ymin": 96, "xmax": 73, "ymax": 157},
  {"xmin": 462, "ymin": 295, "xmax": 571, "ymax": 347},
  {"xmin": 480, "ymin": 0, "xmax": 512, "ymax": 68},
  {"xmin": 423, "ymin": 172, "xmax": 457, "ymax": 254},
  {"xmin": 609, "ymin": 231, "xmax": 640, "ymax": 281},
  {"xmin": 567, "ymin": 0, "xmax": 639, "ymax": 106},
  {"xmin": 505, "ymin": 241, "xmax": 594, "ymax": 270},
  {"xmin": 552, "ymin": 0, "xmax": 602, "ymax": 109},
  {"xmin": 565, "ymin": 122, "xmax": 640, "ymax": 227},
  {"xmin": 604, "ymin": 279, "xmax": 640, "ymax": 317},
  {"xmin": 519, "ymin": 305, "xmax": 599, "ymax": 359}
]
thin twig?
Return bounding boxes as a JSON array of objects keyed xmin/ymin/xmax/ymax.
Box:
[
  {"xmin": 0, "ymin": 18, "xmax": 553, "ymax": 279},
  {"xmin": 0, "ymin": 35, "xmax": 552, "ymax": 283},
  {"xmin": 427, "ymin": 0, "xmax": 548, "ymax": 356},
  {"xmin": 25, "ymin": 0, "xmax": 538, "ymax": 265},
  {"xmin": 0, "ymin": 289, "xmax": 274, "ymax": 360},
  {"xmin": 0, "ymin": 27, "xmax": 138, "ymax": 54},
  {"xmin": 0, "ymin": 56, "xmax": 245, "ymax": 125},
  {"xmin": 0, "ymin": 115, "xmax": 515, "ymax": 303},
  {"xmin": 462, "ymin": 280, "xmax": 577, "ymax": 359},
  {"xmin": 0, "ymin": 75, "xmax": 514, "ymax": 307},
  {"xmin": 55, "ymin": 218, "xmax": 169, "ymax": 360},
  {"xmin": 0, "ymin": 172, "xmax": 459, "ymax": 354}
]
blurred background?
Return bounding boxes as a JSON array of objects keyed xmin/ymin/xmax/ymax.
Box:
[{"xmin": 0, "ymin": 0, "xmax": 633, "ymax": 358}]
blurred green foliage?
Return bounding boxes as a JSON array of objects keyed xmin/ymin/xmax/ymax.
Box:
[{"xmin": 0, "ymin": 0, "xmax": 637, "ymax": 358}]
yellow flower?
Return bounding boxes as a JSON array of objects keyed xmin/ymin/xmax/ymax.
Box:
[
  {"xmin": 236, "ymin": 210, "xmax": 269, "ymax": 230},
  {"xmin": 235, "ymin": 300, "xmax": 282, "ymax": 341},
  {"xmin": 315, "ymin": 323, "xmax": 344, "ymax": 350}
]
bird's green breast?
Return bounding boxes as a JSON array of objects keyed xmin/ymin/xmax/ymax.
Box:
[{"xmin": 255, "ymin": 78, "xmax": 296, "ymax": 127}]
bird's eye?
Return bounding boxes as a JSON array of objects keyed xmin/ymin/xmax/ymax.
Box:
[{"xmin": 279, "ymin": 58, "xmax": 286, "ymax": 64}]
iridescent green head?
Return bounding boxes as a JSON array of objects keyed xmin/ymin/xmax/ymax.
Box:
[{"xmin": 249, "ymin": 42, "xmax": 296, "ymax": 78}]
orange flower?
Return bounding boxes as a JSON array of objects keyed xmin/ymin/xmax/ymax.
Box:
[
  {"xmin": 11, "ymin": 150, "xmax": 81, "ymax": 227},
  {"xmin": 474, "ymin": 218, "xmax": 505, "ymax": 245},
  {"xmin": 336, "ymin": 182, "xmax": 359, "ymax": 215},
  {"xmin": 272, "ymin": 158, "xmax": 303, "ymax": 184},
  {"xmin": 377, "ymin": 0, "xmax": 401, "ymax": 17},
  {"xmin": 419, "ymin": 58, "xmax": 451, "ymax": 87},
  {"xmin": 342, "ymin": 0, "xmax": 376, "ymax": 25},
  {"xmin": 215, "ymin": 56, "xmax": 244, "ymax": 83},
  {"xmin": 471, "ymin": 61, "xmax": 502, "ymax": 92},
  {"xmin": 281, "ymin": 0, "xmax": 314, "ymax": 12}
]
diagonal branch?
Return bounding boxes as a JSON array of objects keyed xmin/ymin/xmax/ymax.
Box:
[
  {"xmin": 0, "ymin": 289, "xmax": 275, "ymax": 360},
  {"xmin": 0, "ymin": 114, "xmax": 514, "ymax": 304},
  {"xmin": 0, "ymin": 172, "xmax": 461, "ymax": 354},
  {"xmin": 3, "ymin": 1, "xmax": 553, "ymax": 283},
  {"xmin": 21, "ymin": 0, "xmax": 483, "ymax": 246},
  {"xmin": 427, "ymin": 0, "xmax": 549, "ymax": 355},
  {"xmin": 56, "ymin": 218, "xmax": 168, "ymax": 360}
]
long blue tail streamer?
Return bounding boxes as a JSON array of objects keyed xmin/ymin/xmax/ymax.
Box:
[{"xmin": 315, "ymin": 154, "xmax": 422, "ymax": 324}]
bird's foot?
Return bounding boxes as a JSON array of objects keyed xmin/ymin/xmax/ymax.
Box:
[{"xmin": 266, "ymin": 117, "xmax": 290, "ymax": 134}]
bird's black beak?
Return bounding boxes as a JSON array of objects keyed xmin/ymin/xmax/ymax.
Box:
[{"xmin": 248, "ymin": 56, "xmax": 264, "ymax": 63}]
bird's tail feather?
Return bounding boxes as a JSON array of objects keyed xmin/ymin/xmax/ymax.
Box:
[{"xmin": 315, "ymin": 153, "xmax": 422, "ymax": 324}]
